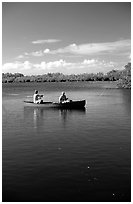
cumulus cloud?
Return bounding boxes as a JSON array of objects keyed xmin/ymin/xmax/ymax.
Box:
[
  {"xmin": 33, "ymin": 60, "xmax": 73, "ymax": 73},
  {"xmin": 32, "ymin": 39, "xmax": 61, "ymax": 44},
  {"xmin": 2, "ymin": 61, "xmax": 32, "ymax": 73},
  {"xmin": 2, "ymin": 59, "xmax": 117, "ymax": 75},
  {"xmin": 43, "ymin": 49, "xmax": 50, "ymax": 53},
  {"xmin": 2, "ymin": 60, "xmax": 71, "ymax": 75},
  {"xmin": 82, "ymin": 59, "xmax": 97, "ymax": 65}
]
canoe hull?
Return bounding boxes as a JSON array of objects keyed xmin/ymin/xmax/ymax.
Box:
[{"xmin": 24, "ymin": 100, "xmax": 86, "ymax": 109}]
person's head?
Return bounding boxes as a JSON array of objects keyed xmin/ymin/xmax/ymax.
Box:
[
  {"xmin": 34, "ymin": 90, "xmax": 38, "ymax": 94},
  {"xmin": 62, "ymin": 92, "xmax": 65, "ymax": 95}
]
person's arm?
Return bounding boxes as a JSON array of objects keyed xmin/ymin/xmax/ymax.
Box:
[
  {"xmin": 37, "ymin": 94, "xmax": 43, "ymax": 99},
  {"xmin": 65, "ymin": 95, "xmax": 68, "ymax": 100}
]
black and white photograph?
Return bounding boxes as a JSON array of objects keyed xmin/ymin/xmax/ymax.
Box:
[{"xmin": 2, "ymin": 1, "xmax": 131, "ymax": 202}]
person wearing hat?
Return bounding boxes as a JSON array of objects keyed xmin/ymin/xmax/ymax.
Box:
[
  {"xmin": 33, "ymin": 90, "xmax": 43, "ymax": 104},
  {"xmin": 59, "ymin": 92, "xmax": 69, "ymax": 103}
]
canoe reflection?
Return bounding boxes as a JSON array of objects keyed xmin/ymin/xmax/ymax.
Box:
[
  {"xmin": 24, "ymin": 107, "xmax": 86, "ymax": 129},
  {"xmin": 60, "ymin": 108, "xmax": 86, "ymax": 127}
]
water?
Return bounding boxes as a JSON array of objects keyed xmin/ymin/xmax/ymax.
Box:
[{"xmin": 2, "ymin": 82, "xmax": 131, "ymax": 202}]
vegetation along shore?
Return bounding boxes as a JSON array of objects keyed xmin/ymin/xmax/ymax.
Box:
[{"xmin": 2, "ymin": 62, "xmax": 131, "ymax": 89}]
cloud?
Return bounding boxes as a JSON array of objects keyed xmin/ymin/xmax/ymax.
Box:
[
  {"xmin": 33, "ymin": 60, "xmax": 73, "ymax": 73},
  {"xmin": 32, "ymin": 39, "xmax": 61, "ymax": 44},
  {"xmin": 82, "ymin": 59, "xmax": 97, "ymax": 65},
  {"xmin": 16, "ymin": 55, "xmax": 25, "ymax": 59},
  {"xmin": 48, "ymin": 39, "xmax": 131, "ymax": 55},
  {"xmin": 31, "ymin": 50, "xmax": 44, "ymax": 57},
  {"xmin": 2, "ymin": 59, "xmax": 117, "ymax": 75},
  {"xmin": 128, "ymin": 53, "xmax": 131, "ymax": 62},
  {"xmin": 19, "ymin": 39, "xmax": 130, "ymax": 59},
  {"xmin": 43, "ymin": 49, "xmax": 50, "ymax": 53},
  {"xmin": 2, "ymin": 60, "xmax": 71, "ymax": 75},
  {"xmin": 2, "ymin": 61, "xmax": 32, "ymax": 73},
  {"xmin": 22, "ymin": 49, "xmax": 50, "ymax": 57}
]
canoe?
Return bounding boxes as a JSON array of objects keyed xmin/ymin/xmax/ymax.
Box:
[{"xmin": 24, "ymin": 100, "xmax": 86, "ymax": 109}]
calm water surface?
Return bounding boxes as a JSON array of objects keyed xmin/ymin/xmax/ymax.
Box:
[{"xmin": 2, "ymin": 82, "xmax": 131, "ymax": 202}]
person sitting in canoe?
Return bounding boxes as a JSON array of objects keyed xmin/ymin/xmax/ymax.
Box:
[
  {"xmin": 33, "ymin": 90, "xmax": 43, "ymax": 104},
  {"xmin": 59, "ymin": 92, "xmax": 69, "ymax": 103}
]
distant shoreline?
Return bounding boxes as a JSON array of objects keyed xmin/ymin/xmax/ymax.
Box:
[
  {"xmin": 2, "ymin": 63, "xmax": 131, "ymax": 89},
  {"xmin": 2, "ymin": 81, "xmax": 130, "ymax": 89}
]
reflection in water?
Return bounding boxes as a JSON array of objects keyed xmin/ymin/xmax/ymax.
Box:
[
  {"xmin": 59, "ymin": 108, "xmax": 86, "ymax": 127},
  {"xmin": 24, "ymin": 107, "xmax": 86, "ymax": 129},
  {"xmin": 33, "ymin": 109, "xmax": 37, "ymax": 129},
  {"xmin": 24, "ymin": 107, "xmax": 45, "ymax": 129},
  {"xmin": 120, "ymin": 89, "xmax": 131, "ymax": 114},
  {"xmin": 33, "ymin": 108, "xmax": 46, "ymax": 129}
]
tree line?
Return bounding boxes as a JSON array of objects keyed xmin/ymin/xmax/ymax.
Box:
[{"xmin": 2, "ymin": 62, "xmax": 131, "ymax": 88}]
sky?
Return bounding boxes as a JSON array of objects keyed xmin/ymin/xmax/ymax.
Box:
[{"xmin": 2, "ymin": 2, "xmax": 131, "ymax": 75}]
